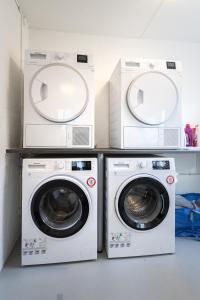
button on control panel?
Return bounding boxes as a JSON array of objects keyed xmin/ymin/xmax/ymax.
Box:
[
  {"xmin": 55, "ymin": 161, "xmax": 65, "ymax": 170},
  {"xmin": 137, "ymin": 161, "xmax": 146, "ymax": 169},
  {"xmin": 54, "ymin": 53, "xmax": 65, "ymax": 61}
]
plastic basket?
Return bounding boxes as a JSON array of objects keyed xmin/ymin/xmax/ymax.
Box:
[{"xmin": 175, "ymin": 193, "xmax": 200, "ymax": 238}]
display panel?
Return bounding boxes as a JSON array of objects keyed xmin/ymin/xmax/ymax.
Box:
[
  {"xmin": 72, "ymin": 161, "xmax": 91, "ymax": 171},
  {"xmin": 166, "ymin": 61, "xmax": 176, "ymax": 69},
  {"xmin": 152, "ymin": 160, "xmax": 170, "ymax": 170},
  {"xmin": 77, "ymin": 54, "xmax": 88, "ymax": 63}
]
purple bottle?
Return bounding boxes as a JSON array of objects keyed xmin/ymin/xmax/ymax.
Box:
[{"xmin": 185, "ymin": 124, "xmax": 193, "ymax": 147}]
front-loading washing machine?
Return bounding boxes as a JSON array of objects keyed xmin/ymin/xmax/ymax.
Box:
[
  {"xmin": 23, "ymin": 50, "xmax": 95, "ymax": 148},
  {"xmin": 109, "ymin": 58, "xmax": 182, "ymax": 149},
  {"xmin": 105, "ymin": 157, "xmax": 176, "ymax": 258},
  {"xmin": 22, "ymin": 158, "xmax": 97, "ymax": 266}
]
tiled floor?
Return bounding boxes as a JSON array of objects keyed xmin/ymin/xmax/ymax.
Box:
[{"xmin": 0, "ymin": 238, "xmax": 199, "ymax": 300}]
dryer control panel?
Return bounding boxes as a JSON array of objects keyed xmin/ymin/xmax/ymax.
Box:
[
  {"xmin": 25, "ymin": 50, "xmax": 93, "ymax": 67},
  {"xmin": 121, "ymin": 58, "xmax": 182, "ymax": 73}
]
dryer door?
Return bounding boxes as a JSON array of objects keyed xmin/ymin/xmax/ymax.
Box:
[
  {"xmin": 127, "ymin": 71, "xmax": 178, "ymax": 125},
  {"xmin": 31, "ymin": 179, "xmax": 89, "ymax": 238},
  {"xmin": 117, "ymin": 177, "xmax": 169, "ymax": 231},
  {"xmin": 31, "ymin": 64, "xmax": 89, "ymax": 122}
]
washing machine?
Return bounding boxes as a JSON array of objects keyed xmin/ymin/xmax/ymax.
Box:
[
  {"xmin": 105, "ymin": 157, "xmax": 176, "ymax": 258},
  {"xmin": 23, "ymin": 50, "xmax": 95, "ymax": 148},
  {"xmin": 109, "ymin": 58, "xmax": 182, "ymax": 149},
  {"xmin": 22, "ymin": 158, "xmax": 97, "ymax": 266}
]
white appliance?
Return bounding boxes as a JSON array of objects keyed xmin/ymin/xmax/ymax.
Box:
[
  {"xmin": 22, "ymin": 158, "xmax": 97, "ymax": 266},
  {"xmin": 23, "ymin": 50, "xmax": 95, "ymax": 148},
  {"xmin": 109, "ymin": 59, "xmax": 182, "ymax": 149},
  {"xmin": 105, "ymin": 157, "xmax": 176, "ymax": 258}
]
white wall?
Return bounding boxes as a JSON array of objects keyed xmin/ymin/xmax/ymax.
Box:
[
  {"xmin": 29, "ymin": 29, "xmax": 200, "ymax": 148},
  {"xmin": 0, "ymin": 0, "xmax": 22, "ymax": 270}
]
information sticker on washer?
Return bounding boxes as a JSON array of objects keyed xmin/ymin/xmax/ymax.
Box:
[
  {"xmin": 87, "ymin": 177, "xmax": 96, "ymax": 188},
  {"xmin": 22, "ymin": 237, "xmax": 47, "ymax": 256},
  {"xmin": 109, "ymin": 232, "xmax": 131, "ymax": 249}
]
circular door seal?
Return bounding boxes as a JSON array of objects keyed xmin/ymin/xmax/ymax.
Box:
[
  {"xmin": 117, "ymin": 177, "xmax": 170, "ymax": 231},
  {"xmin": 31, "ymin": 179, "xmax": 90, "ymax": 238},
  {"xmin": 30, "ymin": 63, "xmax": 89, "ymax": 123}
]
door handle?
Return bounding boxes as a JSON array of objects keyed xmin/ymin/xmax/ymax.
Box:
[
  {"xmin": 40, "ymin": 82, "xmax": 48, "ymax": 101},
  {"xmin": 137, "ymin": 89, "xmax": 144, "ymax": 105}
]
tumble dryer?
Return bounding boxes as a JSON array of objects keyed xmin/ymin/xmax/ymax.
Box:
[
  {"xmin": 105, "ymin": 157, "xmax": 176, "ymax": 258},
  {"xmin": 109, "ymin": 59, "xmax": 182, "ymax": 149},
  {"xmin": 23, "ymin": 50, "xmax": 95, "ymax": 148},
  {"xmin": 22, "ymin": 158, "xmax": 97, "ymax": 266}
]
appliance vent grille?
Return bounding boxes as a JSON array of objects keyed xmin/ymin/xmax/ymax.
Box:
[
  {"xmin": 164, "ymin": 128, "xmax": 179, "ymax": 146},
  {"xmin": 72, "ymin": 127, "xmax": 90, "ymax": 146}
]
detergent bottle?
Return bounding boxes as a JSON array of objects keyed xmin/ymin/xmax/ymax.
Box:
[
  {"xmin": 184, "ymin": 124, "xmax": 193, "ymax": 147},
  {"xmin": 194, "ymin": 125, "xmax": 199, "ymax": 146},
  {"xmin": 192, "ymin": 126, "xmax": 197, "ymax": 147}
]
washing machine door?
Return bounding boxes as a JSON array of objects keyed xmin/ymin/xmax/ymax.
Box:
[
  {"xmin": 31, "ymin": 64, "xmax": 89, "ymax": 122},
  {"xmin": 127, "ymin": 71, "xmax": 178, "ymax": 125},
  {"xmin": 117, "ymin": 177, "xmax": 169, "ymax": 231},
  {"xmin": 31, "ymin": 178, "xmax": 90, "ymax": 238}
]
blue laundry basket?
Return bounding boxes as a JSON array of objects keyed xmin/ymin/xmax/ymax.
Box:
[{"xmin": 176, "ymin": 193, "xmax": 200, "ymax": 238}]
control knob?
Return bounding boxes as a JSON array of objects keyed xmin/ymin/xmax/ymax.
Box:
[
  {"xmin": 55, "ymin": 161, "xmax": 65, "ymax": 170},
  {"xmin": 137, "ymin": 161, "xmax": 146, "ymax": 169},
  {"xmin": 55, "ymin": 53, "xmax": 64, "ymax": 60},
  {"xmin": 149, "ymin": 63, "xmax": 155, "ymax": 69}
]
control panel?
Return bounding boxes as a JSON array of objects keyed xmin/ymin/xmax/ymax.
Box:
[
  {"xmin": 25, "ymin": 50, "xmax": 93, "ymax": 66},
  {"xmin": 108, "ymin": 157, "xmax": 175, "ymax": 174},
  {"xmin": 25, "ymin": 159, "xmax": 96, "ymax": 173},
  {"xmin": 54, "ymin": 160, "xmax": 93, "ymax": 171},
  {"xmin": 122, "ymin": 58, "xmax": 181, "ymax": 72}
]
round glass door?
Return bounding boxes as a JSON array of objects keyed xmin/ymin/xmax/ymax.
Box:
[
  {"xmin": 31, "ymin": 64, "xmax": 89, "ymax": 122},
  {"xmin": 127, "ymin": 72, "xmax": 178, "ymax": 125},
  {"xmin": 31, "ymin": 179, "xmax": 89, "ymax": 238},
  {"xmin": 117, "ymin": 177, "xmax": 169, "ymax": 231}
]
